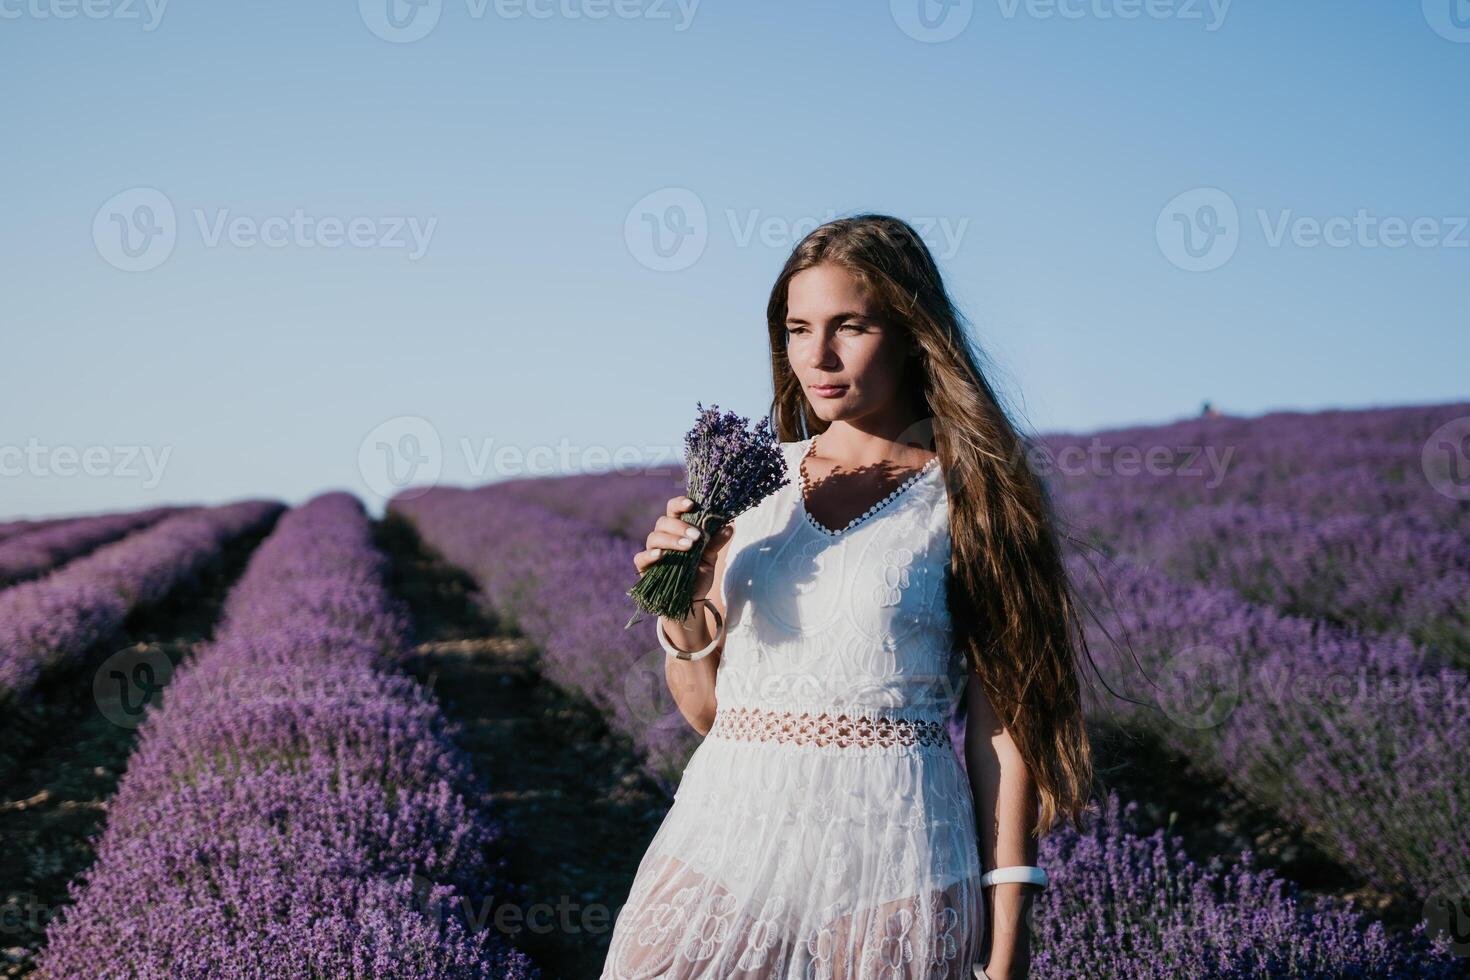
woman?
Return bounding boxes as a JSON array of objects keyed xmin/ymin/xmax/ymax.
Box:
[{"xmin": 602, "ymin": 214, "xmax": 1097, "ymax": 979}]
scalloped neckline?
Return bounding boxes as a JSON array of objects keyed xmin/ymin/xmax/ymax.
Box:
[{"xmin": 796, "ymin": 434, "xmax": 940, "ymax": 537}]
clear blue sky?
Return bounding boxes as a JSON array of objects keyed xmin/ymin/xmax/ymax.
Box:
[{"xmin": 3, "ymin": 0, "xmax": 1466, "ymax": 518}]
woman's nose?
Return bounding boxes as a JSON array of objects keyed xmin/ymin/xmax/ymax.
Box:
[{"xmin": 808, "ymin": 342, "xmax": 839, "ymax": 369}]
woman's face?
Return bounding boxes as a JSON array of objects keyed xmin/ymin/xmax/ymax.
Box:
[{"xmin": 783, "ymin": 262, "xmax": 912, "ymax": 425}]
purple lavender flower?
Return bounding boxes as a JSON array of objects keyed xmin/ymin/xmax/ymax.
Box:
[
  {"xmin": 0, "ymin": 505, "xmax": 182, "ymax": 588},
  {"xmin": 624, "ymin": 402, "xmax": 788, "ymax": 625},
  {"xmin": 0, "ymin": 500, "xmax": 283, "ymax": 708}
]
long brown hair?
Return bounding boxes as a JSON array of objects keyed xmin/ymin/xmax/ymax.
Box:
[{"xmin": 764, "ymin": 213, "xmax": 1099, "ymax": 834}]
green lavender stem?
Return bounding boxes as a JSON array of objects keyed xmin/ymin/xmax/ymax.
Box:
[{"xmin": 624, "ymin": 496, "xmax": 730, "ymax": 628}]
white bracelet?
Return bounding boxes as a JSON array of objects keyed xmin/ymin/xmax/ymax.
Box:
[
  {"xmin": 655, "ymin": 599, "xmax": 725, "ymax": 661},
  {"xmin": 979, "ymin": 865, "xmax": 1048, "ymax": 889}
]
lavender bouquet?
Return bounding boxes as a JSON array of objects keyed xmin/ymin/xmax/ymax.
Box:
[{"xmin": 624, "ymin": 403, "xmax": 789, "ymax": 628}]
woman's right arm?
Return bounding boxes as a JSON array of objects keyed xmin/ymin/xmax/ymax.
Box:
[{"xmin": 633, "ymin": 495, "xmax": 735, "ymax": 736}]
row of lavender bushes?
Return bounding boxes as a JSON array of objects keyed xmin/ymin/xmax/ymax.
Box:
[
  {"xmin": 1030, "ymin": 792, "xmax": 1458, "ymax": 978},
  {"xmin": 1064, "ymin": 550, "xmax": 1469, "ymax": 903},
  {"xmin": 0, "ymin": 504, "xmax": 184, "ymax": 589},
  {"xmin": 1040, "ymin": 404, "xmax": 1470, "ymax": 898},
  {"xmin": 391, "ymin": 487, "xmax": 694, "ymax": 785},
  {"xmin": 0, "ymin": 513, "xmax": 72, "ymax": 545},
  {"xmin": 0, "ymin": 498, "xmax": 284, "ymax": 707},
  {"xmin": 388, "ymin": 485, "xmax": 1461, "ymax": 977},
  {"xmin": 36, "ymin": 492, "xmax": 540, "ymax": 979},
  {"xmin": 1059, "ymin": 496, "xmax": 1470, "ymax": 668},
  {"xmin": 490, "ymin": 403, "xmax": 1470, "ymax": 542},
  {"xmin": 1039, "ymin": 402, "xmax": 1470, "ymax": 536}
]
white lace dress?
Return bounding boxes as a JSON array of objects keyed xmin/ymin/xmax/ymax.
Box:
[{"xmin": 601, "ymin": 437, "xmax": 985, "ymax": 979}]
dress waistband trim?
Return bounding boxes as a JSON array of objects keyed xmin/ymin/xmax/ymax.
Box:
[{"xmin": 707, "ymin": 704, "xmax": 951, "ymax": 750}]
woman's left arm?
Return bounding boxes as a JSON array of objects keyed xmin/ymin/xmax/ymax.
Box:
[{"xmin": 963, "ymin": 668, "xmax": 1042, "ymax": 980}]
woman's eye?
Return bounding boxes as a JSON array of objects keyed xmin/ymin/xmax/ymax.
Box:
[{"xmin": 783, "ymin": 324, "xmax": 862, "ymax": 337}]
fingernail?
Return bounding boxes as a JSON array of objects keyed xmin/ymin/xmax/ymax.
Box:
[
  {"xmin": 650, "ymin": 548, "xmax": 661, "ymax": 557},
  {"xmin": 684, "ymin": 527, "xmax": 701, "ymax": 539},
  {"xmin": 678, "ymin": 539, "xmax": 692, "ymax": 548}
]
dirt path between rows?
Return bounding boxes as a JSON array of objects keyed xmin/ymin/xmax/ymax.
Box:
[{"xmin": 378, "ymin": 514, "xmax": 671, "ymax": 980}]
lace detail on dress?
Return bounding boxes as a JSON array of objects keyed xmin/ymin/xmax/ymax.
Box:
[
  {"xmin": 798, "ymin": 433, "xmax": 942, "ymax": 537},
  {"xmin": 708, "ymin": 705, "xmax": 950, "ymax": 750}
]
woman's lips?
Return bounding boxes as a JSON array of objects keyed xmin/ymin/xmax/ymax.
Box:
[{"xmin": 810, "ymin": 384, "xmax": 848, "ymax": 398}]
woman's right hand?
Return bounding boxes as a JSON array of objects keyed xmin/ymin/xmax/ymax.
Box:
[{"xmin": 633, "ymin": 495, "xmax": 736, "ymax": 603}]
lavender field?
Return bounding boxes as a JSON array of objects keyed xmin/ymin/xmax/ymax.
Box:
[
  {"xmin": 1, "ymin": 401, "xmax": 1465, "ymax": 978},
  {"xmin": 390, "ymin": 400, "xmax": 1468, "ymax": 977}
]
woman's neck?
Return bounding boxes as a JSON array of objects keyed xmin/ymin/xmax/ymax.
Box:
[{"xmin": 811, "ymin": 419, "xmax": 937, "ymax": 470}]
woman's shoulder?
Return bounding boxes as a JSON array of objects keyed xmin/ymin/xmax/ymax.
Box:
[{"xmin": 776, "ymin": 437, "xmax": 808, "ymax": 467}]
